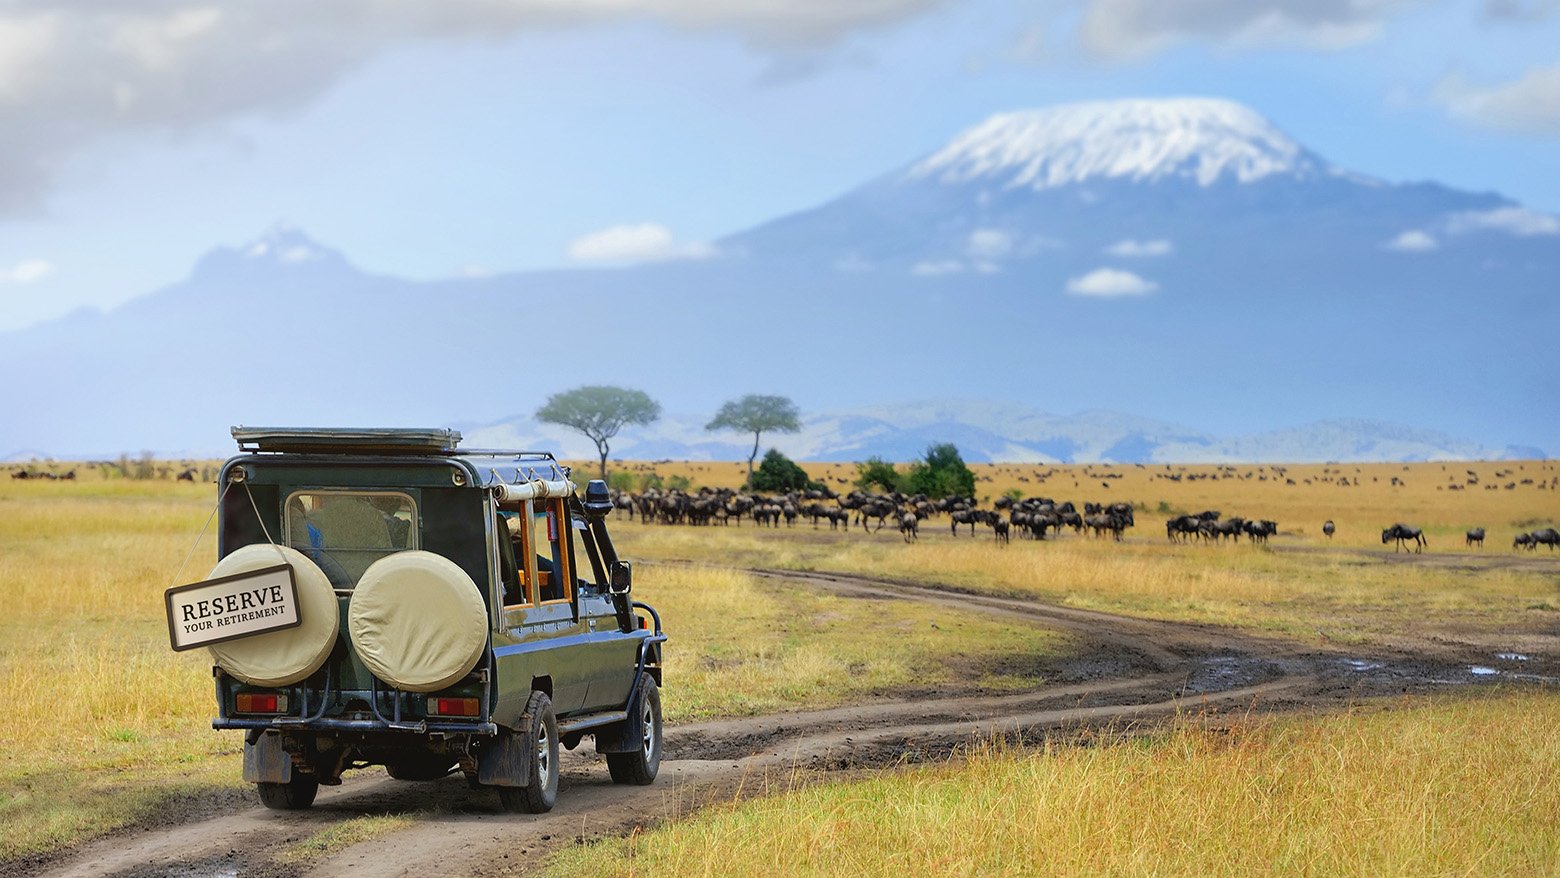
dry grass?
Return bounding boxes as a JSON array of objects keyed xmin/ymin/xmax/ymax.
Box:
[
  {"xmin": 550, "ymin": 690, "xmax": 1560, "ymax": 877},
  {"xmin": 0, "ymin": 477, "xmax": 1060, "ymax": 861}
]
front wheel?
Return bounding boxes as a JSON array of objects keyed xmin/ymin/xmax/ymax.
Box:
[
  {"xmin": 256, "ymin": 773, "xmax": 319, "ymax": 810},
  {"xmin": 497, "ymin": 690, "xmax": 559, "ymax": 813},
  {"xmin": 605, "ymin": 676, "xmax": 661, "ymax": 785}
]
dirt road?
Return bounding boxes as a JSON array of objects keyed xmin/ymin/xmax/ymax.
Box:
[{"xmin": 24, "ymin": 567, "xmax": 1551, "ymax": 878}]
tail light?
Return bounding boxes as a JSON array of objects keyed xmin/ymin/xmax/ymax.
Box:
[
  {"xmin": 430, "ymin": 697, "xmax": 479, "ymax": 717},
  {"xmin": 235, "ymin": 692, "xmax": 288, "ymax": 713}
]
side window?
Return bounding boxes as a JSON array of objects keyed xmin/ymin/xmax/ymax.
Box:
[
  {"xmin": 499, "ymin": 511, "xmax": 531, "ymax": 607},
  {"xmin": 568, "ymin": 516, "xmax": 599, "ymax": 593},
  {"xmin": 530, "ymin": 500, "xmax": 570, "ymax": 604}
]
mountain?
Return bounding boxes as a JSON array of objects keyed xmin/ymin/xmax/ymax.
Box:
[
  {"xmin": 456, "ymin": 401, "xmax": 1535, "ymax": 465},
  {"xmin": 2, "ymin": 98, "xmax": 1555, "ymax": 459}
]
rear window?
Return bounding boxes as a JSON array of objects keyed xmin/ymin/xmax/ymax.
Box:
[{"xmin": 285, "ymin": 491, "xmax": 417, "ymax": 587}]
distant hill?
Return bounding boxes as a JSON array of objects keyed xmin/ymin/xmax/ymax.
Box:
[
  {"xmin": 1, "ymin": 97, "xmax": 1554, "ymax": 458},
  {"xmin": 458, "ymin": 401, "xmax": 1541, "ymax": 464}
]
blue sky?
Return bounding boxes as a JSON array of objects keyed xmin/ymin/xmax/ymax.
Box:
[{"xmin": 0, "ymin": 0, "xmax": 1556, "ymax": 332}]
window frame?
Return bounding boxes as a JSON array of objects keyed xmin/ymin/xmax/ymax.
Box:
[{"xmin": 282, "ymin": 489, "xmax": 420, "ymax": 589}]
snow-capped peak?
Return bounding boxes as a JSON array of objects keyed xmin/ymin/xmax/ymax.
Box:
[{"xmin": 910, "ymin": 97, "xmax": 1329, "ymax": 190}]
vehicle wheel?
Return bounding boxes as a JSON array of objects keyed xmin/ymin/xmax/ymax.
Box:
[
  {"xmin": 497, "ymin": 690, "xmax": 558, "ymax": 813},
  {"xmin": 605, "ymin": 676, "xmax": 661, "ymax": 785},
  {"xmin": 385, "ymin": 756, "xmax": 455, "ymax": 781},
  {"xmin": 256, "ymin": 773, "xmax": 319, "ymax": 810}
]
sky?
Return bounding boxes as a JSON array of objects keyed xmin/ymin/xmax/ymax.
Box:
[{"xmin": 0, "ymin": 0, "xmax": 1557, "ymax": 333}]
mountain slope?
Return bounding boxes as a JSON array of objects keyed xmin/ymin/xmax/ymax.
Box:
[{"xmin": 2, "ymin": 98, "xmax": 1555, "ymax": 458}]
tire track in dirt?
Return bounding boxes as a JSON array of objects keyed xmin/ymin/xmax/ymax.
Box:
[{"xmin": 21, "ymin": 565, "xmax": 1484, "ymax": 878}]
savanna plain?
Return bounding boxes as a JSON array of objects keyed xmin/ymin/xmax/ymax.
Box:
[{"xmin": 2, "ymin": 458, "xmax": 1558, "ymax": 877}]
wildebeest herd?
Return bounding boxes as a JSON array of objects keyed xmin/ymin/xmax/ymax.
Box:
[{"xmin": 610, "ymin": 484, "xmax": 1557, "ymax": 556}]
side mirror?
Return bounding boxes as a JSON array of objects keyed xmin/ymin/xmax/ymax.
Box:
[{"xmin": 608, "ymin": 559, "xmax": 632, "ymax": 595}]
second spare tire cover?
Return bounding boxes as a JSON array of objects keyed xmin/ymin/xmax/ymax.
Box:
[
  {"xmin": 348, "ymin": 550, "xmax": 488, "ymax": 692},
  {"xmin": 207, "ymin": 544, "xmax": 340, "ymax": 687}
]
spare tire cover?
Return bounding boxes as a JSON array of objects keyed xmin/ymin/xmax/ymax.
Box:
[
  {"xmin": 348, "ymin": 551, "xmax": 488, "ymax": 693},
  {"xmin": 207, "ymin": 544, "xmax": 340, "ymax": 687}
]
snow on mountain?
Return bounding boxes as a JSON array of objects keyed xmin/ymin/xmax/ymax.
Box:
[
  {"xmin": 458, "ymin": 403, "xmax": 1535, "ymax": 466},
  {"xmin": 909, "ymin": 97, "xmax": 1331, "ymax": 190}
]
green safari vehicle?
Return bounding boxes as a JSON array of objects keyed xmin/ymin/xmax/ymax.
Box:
[{"xmin": 207, "ymin": 427, "xmax": 664, "ymax": 812}]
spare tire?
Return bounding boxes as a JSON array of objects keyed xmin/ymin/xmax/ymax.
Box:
[
  {"xmin": 348, "ymin": 551, "xmax": 487, "ymax": 693},
  {"xmin": 207, "ymin": 544, "xmax": 340, "ymax": 687}
]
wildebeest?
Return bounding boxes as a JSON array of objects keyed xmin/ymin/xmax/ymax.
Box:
[
  {"xmin": 1514, "ymin": 532, "xmax": 1535, "ymax": 550},
  {"xmin": 1322, "ymin": 520, "xmax": 1335, "ymax": 540},
  {"xmin": 1532, "ymin": 528, "xmax": 1560, "ymax": 551},
  {"xmin": 991, "ymin": 516, "xmax": 1010, "ymax": 545},
  {"xmin": 1465, "ymin": 527, "xmax": 1485, "ymax": 549},
  {"xmin": 1243, "ymin": 519, "xmax": 1278, "ymax": 544},
  {"xmin": 899, "ymin": 512, "xmax": 919, "ymax": 543},
  {"xmin": 1381, "ymin": 523, "xmax": 1427, "ymax": 553}
]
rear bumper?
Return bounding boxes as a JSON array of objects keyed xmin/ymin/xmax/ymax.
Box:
[{"xmin": 214, "ymin": 716, "xmax": 497, "ymax": 735}]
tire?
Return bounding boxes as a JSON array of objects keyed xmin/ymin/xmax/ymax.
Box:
[
  {"xmin": 497, "ymin": 691, "xmax": 558, "ymax": 813},
  {"xmin": 385, "ymin": 756, "xmax": 455, "ymax": 781},
  {"xmin": 256, "ymin": 774, "xmax": 319, "ymax": 810},
  {"xmin": 605, "ymin": 677, "xmax": 661, "ymax": 786}
]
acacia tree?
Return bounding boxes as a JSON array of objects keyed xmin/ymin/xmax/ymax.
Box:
[
  {"xmin": 536, "ymin": 385, "xmax": 660, "ymax": 480},
  {"xmin": 706, "ymin": 394, "xmax": 801, "ymax": 485}
]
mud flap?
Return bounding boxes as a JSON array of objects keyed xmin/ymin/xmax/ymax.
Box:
[
  {"xmin": 593, "ymin": 719, "xmax": 636, "ymax": 754},
  {"xmin": 477, "ymin": 728, "xmax": 531, "ymax": 787},
  {"xmin": 243, "ymin": 732, "xmax": 292, "ymax": 784}
]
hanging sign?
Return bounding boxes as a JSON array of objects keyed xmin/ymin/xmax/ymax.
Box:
[{"xmin": 165, "ymin": 564, "xmax": 302, "ymax": 651}]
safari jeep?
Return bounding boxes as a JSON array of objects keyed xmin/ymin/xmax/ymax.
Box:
[{"xmin": 200, "ymin": 427, "xmax": 664, "ymax": 812}]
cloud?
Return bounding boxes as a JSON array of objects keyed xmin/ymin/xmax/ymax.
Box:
[
  {"xmin": 0, "ymin": 1, "xmax": 942, "ymax": 215},
  {"xmin": 966, "ymin": 228, "xmax": 1014, "ymax": 260},
  {"xmin": 1435, "ymin": 62, "xmax": 1560, "ymax": 137},
  {"xmin": 1103, "ymin": 238, "xmax": 1173, "ymax": 257},
  {"xmin": 566, "ymin": 223, "xmax": 717, "ymax": 264},
  {"xmin": 1, "ymin": 259, "xmax": 55, "ymax": 284},
  {"xmin": 1383, "ymin": 230, "xmax": 1437, "ymax": 252},
  {"xmin": 1482, "ymin": 0, "xmax": 1560, "ymax": 20},
  {"xmin": 1444, "ymin": 206, "xmax": 1560, "ymax": 237},
  {"xmin": 1065, "ymin": 267, "xmax": 1158, "ymax": 297},
  {"xmin": 1079, "ymin": 0, "xmax": 1416, "ymax": 60},
  {"xmin": 910, "ymin": 259, "xmax": 964, "ymax": 276}
]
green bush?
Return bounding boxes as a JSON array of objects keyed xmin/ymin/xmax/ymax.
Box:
[
  {"xmin": 750, "ymin": 449, "xmax": 817, "ymax": 493},
  {"xmin": 904, "ymin": 443, "xmax": 976, "ymax": 499},
  {"xmin": 854, "ymin": 457, "xmax": 904, "ymax": 493}
]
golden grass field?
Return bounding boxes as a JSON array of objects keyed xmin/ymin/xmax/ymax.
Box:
[
  {"xmin": 550, "ymin": 692, "xmax": 1560, "ymax": 877},
  {"xmin": 1, "ymin": 458, "xmax": 1556, "ymax": 871}
]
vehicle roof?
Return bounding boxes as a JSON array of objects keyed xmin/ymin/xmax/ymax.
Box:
[{"xmin": 229, "ymin": 426, "xmax": 571, "ymax": 488}]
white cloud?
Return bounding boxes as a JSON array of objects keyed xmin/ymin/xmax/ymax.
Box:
[
  {"xmin": 966, "ymin": 228, "xmax": 1013, "ymax": 260},
  {"xmin": 0, "ymin": 1, "xmax": 942, "ymax": 214},
  {"xmin": 1435, "ymin": 62, "xmax": 1560, "ymax": 136},
  {"xmin": 566, "ymin": 223, "xmax": 717, "ymax": 264},
  {"xmin": 457, "ymin": 264, "xmax": 494, "ymax": 279},
  {"xmin": 910, "ymin": 259, "xmax": 964, "ymax": 276},
  {"xmin": 1, "ymin": 259, "xmax": 54, "ymax": 284},
  {"xmin": 1445, "ymin": 206, "xmax": 1560, "ymax": 237},
  {"xmin": 1065, "ymin": 267, "xmax": 1158, "ymax": 297},
  {"xmin": 1383, "ymin": 229, "xmax": 1437, "ymax": 252},
  {"xmin": 1079, "ymin": 0, "xmax": 1414, "ymax": 60},
  {"xmin": 1103, "ymin": 238, "xmax": 1173, "ymax": 257}
]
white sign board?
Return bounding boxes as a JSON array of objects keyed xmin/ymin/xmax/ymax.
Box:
[{"xmin": 165, "ymin": 564, "xmax": 302, "ymax": 651}]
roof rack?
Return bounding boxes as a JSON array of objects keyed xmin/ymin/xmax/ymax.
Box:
[{"xmin": 231, "ymin": 426, "xmax": 463, "ymax": 455}]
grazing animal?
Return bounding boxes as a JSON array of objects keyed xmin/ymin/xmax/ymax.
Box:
[
  {"xmin": 1381, "ymin": 523, "xmax": 1427, "ymax": 554},
  {"xmin": 899, "ymin": 512, "xmax": 919, "ymax": 543},
  {"xmin": 1243, "ymin": 519, "xmax": 1278, "ymax": 544},
  {"xmin": 1465, "ymin": 527, "xmax": 1485, "ymax": 549},
  {"xmin": 1514, "ymin": 533, "xmax": 1535, "ymax": 550},
  {"xmin": 1322, "ymin": 520, "xmax": 1335, "ymax": 540},
  {"xmin": 1532, "ymin": 528, "xmax": 1560, "ymax": 551},
  {"xmin": 992, "ymin": 516, "xmax": 1010, "ymax": 545}
]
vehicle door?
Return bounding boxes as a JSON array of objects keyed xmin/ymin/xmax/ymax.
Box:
[
  {"xmin": 565, "ymin": 514, "xmax": 641, "ymax": 712},
  {"xmin": 495, "ymin": 498, "xmax": 590, "ymax": 716}
]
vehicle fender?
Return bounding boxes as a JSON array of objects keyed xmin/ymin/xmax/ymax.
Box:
[
  {"xmin": 243, "ymin": 732, "xmax": 292, "ymax": 784},
  {"xmin": 476, "ymin": 727, "xmax": 531, "ymax": 788}
]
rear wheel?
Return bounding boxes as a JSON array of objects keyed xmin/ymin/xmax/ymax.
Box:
[
  {"xmin": 256, "ymin": 773, "xmax": 319, "ymax": 810},
  {"xmin": 497, "ymin": 691, "xmax": 558, "ymax": 813},
  {"xmin": 605, "ymin": 677, "xmax": 661, "ymax": 785}
]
